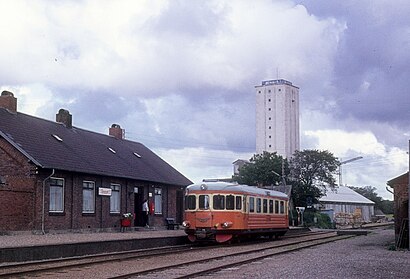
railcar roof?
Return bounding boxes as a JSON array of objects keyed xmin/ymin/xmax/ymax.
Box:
[{"xmin": 186, "ymin": 182, "xmax": 288, "ymax": 199}]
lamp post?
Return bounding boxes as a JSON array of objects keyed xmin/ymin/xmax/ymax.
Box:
[{"xmin": 338, "ymin": 156, "xmax": 363, "ymax": 186}]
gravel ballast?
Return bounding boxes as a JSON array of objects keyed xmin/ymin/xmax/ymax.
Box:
[{"xmin": 203, "ymin": 227, "xmax": 410, "ymax": 279}]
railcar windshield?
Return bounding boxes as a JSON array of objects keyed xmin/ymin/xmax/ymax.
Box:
[
  {"xmin": 236, "ymin": 196, "xmax": 242, "ymax": 210},
  {"xmin": 213, "ymin": 194, "xmax": 225, "ymax": 210},
  {"xmin": 185, "ymin": 195, "xmax": 196, "ymax": 210},
  {"xmin": 226, "ymin": 195, "xmax": 234, "ymax": 210},
  {"xmin": 199, "ymin": 195, "xmax": 210, "ymax": 210}
]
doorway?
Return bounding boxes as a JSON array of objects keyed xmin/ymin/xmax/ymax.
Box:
[{"xmin": 134, "ymin": 187, "xmax": 144, "ymax": 226}]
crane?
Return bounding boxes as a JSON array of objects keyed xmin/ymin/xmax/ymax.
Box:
[{"xmin": 338, "ymin": 156, "xmax": 363, "ymax": 186}]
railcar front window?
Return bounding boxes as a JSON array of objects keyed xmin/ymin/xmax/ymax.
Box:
[
  {"xmin": 249, "ymin": 197, "xmax": 255, "ymax": 213},
  {"xmin": 269, "ymin": 200, "xmax": 273, "ymax": 213},
  {"xmin": 256, "ymin": 198, "xmax": 261, "ymax": 213},
  {"xmin": 185, "ymin": 195, "xmax": 196, "ymax": 210},
  {"xmin": 226, "ymin": 195, "xmax": 234, "ymax": 210},
  {"xmin": 235, "ymin": 196, "xmax": 242, "ymax": 210},
  {"xmin": 199, "ymin": 195, "xmax": 209, "ymax": 210},
  {"xmin": 263, "ymin": 199, "xmax": 268, "ymax": 213},
  {"xmin": 280, "ymin": 201, "xmax": 285, "ymax": 214},
  {"xmin": 213, "ymin": 195, "xmax": 225, "ymax": 210}
]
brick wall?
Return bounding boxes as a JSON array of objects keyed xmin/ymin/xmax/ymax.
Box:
[
  {"xmin": 0, "ymin": 138, "xmax": 38, "ymax": 231},
  {"xmin": 1, "ymin": 138, "xmax": 181, "ymax": 232}
]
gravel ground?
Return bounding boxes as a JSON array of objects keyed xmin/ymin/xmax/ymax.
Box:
[{"xmin": 203, "ymin": 227, "xmax": 409, "ymax": 279}]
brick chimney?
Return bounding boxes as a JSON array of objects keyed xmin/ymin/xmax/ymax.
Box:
[
  {"xmin": 56, "ymin": 109, "xmax": 72, "ymax": 128},
  {"xmin": 0, "ymin": 91, "xmax": 17, "ymax": 113},
  {"xmin": 109, "ymin": 124, "xmax": 124, "ymax": 139}
]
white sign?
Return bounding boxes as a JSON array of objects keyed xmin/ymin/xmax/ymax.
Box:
[
  {"xmin": 134, "ymin": 187, "xmax": 139, "ymax": 193},
  {"xmin": 98, "ymin": 187, "xmax": 112, "ymax": 196}
]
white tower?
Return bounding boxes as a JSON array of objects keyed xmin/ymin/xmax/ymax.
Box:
[{"xmin": 255, "ymin": 79, "xmax": 300, "ymax": 158}]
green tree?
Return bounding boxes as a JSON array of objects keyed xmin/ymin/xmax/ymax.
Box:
[
  {"xmin": 289, "ymin": 149, "xmax": 339, "ymax": 207},
  {"xmin": 233, "ymin": 151, "xmax": 287, "ymax": 186}
]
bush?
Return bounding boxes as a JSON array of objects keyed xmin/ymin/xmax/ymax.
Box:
[{"xmin": 303, "ymin": 211, "xmax": 333, "ymax": 229}]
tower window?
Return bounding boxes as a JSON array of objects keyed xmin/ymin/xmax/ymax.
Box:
[
  {"xmin": 268, "ymin": 90, "xmax": 271, "ymax": 93},
  {"xmin": 269, "ymin": 135, "xmax": 272, "ymax": 138},
  {"xmin": 268, "ymin": 117, "xmax": 271, "ymax": 120},
  {"xmin": 268, "ymin": 108, "xmax": 271, "ymax": 111},
  {"xmin": 268, "ymin": 99, "xmax": 271, "ymax": 102}
]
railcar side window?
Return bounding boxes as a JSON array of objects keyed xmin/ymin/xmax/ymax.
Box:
[
  {"xmin": 213, "ymin": 195, "xmax": 225, "ymax": 210},
  {"xmin": 263, "ymin": 199, "xmax": 268, "ymax": 213},
  {"xmin": 275, "ymin": 200, "xmax": 279, "ymax": 214},
  {"xmin": 249, "ymin": 197, "xmax": 255, "ymax": 213},
  {"xmin": 235, "ymin": 196, "xmax": 242, "ymax": 210},
  {"xmin": 226, "ymin": 195, "xmax": 234, "ymax": 210},
  {"xmin": 280, "ymin": 201, "xmax": 285, "ymax": 214},
  {"xmin": 185, "ymin": 195, "xmax": 196, "ymax": 210},
  {"xmin": 199, "ymin": 195, "xmax": 209, "ymax": 210},
  {"xmin": 269, "ymin": 200, "xmax": 273, "ymax": 213},
  {"xmin": 256, "ymin": 198, "xmax": 261, "ymax": 213}
]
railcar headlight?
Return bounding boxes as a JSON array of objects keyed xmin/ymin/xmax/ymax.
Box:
[
  {"xmin": 182, "ymin": 221, "xmax": 190, "ymax": 228},
  {"xmin": 221, "ymin": 222, "xmax": 233, "ymax": 228}
]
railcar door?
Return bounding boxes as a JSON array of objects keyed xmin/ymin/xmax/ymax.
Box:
[{"xmin": 194, "ymin": 194, "xmax": 212, "ymax": 228}]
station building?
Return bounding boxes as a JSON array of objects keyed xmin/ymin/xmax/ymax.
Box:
[
  {"xmin": 387, "ymin": 172, "xmax": 409, "ymax": 249},
  {"xmin": 0, "ymin": 91, "xmax": 192, "ymax": 233}
]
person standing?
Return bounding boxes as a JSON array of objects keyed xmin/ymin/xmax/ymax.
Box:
[{"xmin": 142, "ymin": 199, "xmax": 149, "ymax": 228}]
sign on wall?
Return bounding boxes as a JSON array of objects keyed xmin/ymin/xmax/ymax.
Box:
[{"xmin": 98, "ymin": 187, "xmax": 112, "ymax": 196}]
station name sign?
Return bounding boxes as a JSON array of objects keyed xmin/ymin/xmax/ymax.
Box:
[{"xmin": 98, "ymin": 187, "xmax": 112, "ymax": 196}]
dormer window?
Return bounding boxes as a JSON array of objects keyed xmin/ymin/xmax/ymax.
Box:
[
  {"xmin": 108, "ymin": 147, "xmax": 116, "ymax": 154},
  {"xmin": 133, "ymin": 152, "xmax": 142, "ymax": 158}
]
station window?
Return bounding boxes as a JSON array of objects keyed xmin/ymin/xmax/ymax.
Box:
[
  {"xmin": 154, "ymin": 188, "xmax": 163, "ymax": 214},
  {"xmin": 213, "ymin": 195, "xmax": 225, "ymax": 210},
  {"xmin": 185, "ymin": 195, "xmax": 196, "ymax": 210},
  {"xmin": 280, "ymin": 201, "xmax": 285, "ymax": 214},
  {"xmin": 249, "ymin": 197, "xmax": 255, "ymax": 213},
  {"xmin": 269, "ymin": 199, "xmax": 274, "ymax": 213},
  {"xmin": 235, "ymin": 196, "xmax": 242, "ymax": 210},
  {"xmin": 275, "ymin": 200, "xmax": 279, "ymax": 214},
  {"xmin": 226, "ymin": 195, "xmax": 235, "ymax": 210},
  {"xmin": 199, "ymin": 195, "xmax": 209, "ymax": 210},
  {"xmin": 256, "ymin": 198, "xmax": 261, "ymax": 213},
  {"xmin": 82, "ymin": 181, "xmax": 95, "ymax": 213},
  {"xmin": 263, "ymin": 199, "xmax": 268, "ymax": 213},
  {"xmin": 49, "ymin": 178, "xmax": 64, "ymax": 213},
  {"xmin": 110, "ymin": 184, "xmax": 121, "ymax": 213}
]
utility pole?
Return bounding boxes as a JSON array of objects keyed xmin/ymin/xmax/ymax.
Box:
[{"xmin": 338, "ymin": 156, "xmax": 363, "ymax": 186}]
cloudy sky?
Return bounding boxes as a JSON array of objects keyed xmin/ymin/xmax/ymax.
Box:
[{"xmin": 1, "ymin": 0, "xmax": 409, "ymax": 199}]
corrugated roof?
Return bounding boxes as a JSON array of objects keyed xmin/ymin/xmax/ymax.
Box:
[
  {"xmin": 0, "ymin": 108, "xmax": 192, "ymax": 186},
  {"xmin": 319, "ymin": 186, "xmax": 374, "ymax": 204}
]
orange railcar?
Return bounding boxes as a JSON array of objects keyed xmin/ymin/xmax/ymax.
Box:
[{"xmin": 183, "ymin": 181, "xmax": 289, "ymax": 243}]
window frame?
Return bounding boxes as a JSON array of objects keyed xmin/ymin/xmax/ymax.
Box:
[
  {"xmin": 49, "ymin": 177, "xmax": 64, "ymax": 213},
  {"xmin": 110, "ymin": 183, "xmax": 121, "ymax": 214},
  {"xmin": 154, "ymin": 187, "xmax": 163, "ymax": 215},
  {"xmin": 82, "ymin": 180, "xmax": 95, "ymax": 214}
]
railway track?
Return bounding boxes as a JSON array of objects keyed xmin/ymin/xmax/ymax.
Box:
[{"xmin": 0, "ymin": 231, "xmax": 352, "ymax": 278}]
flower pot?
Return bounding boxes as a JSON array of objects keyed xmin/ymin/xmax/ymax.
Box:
[{"xmin": 121, "ymin": 219, "xmax": 131, "ymax": 227}]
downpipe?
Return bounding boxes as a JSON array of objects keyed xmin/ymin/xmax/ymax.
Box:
[{"xmin": 42, "ymin": 169, "xmax": 55, "ymax": 235}]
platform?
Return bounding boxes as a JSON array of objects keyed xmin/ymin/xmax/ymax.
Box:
[{"xmin": 0, "ymin": 227, "xmax": 310, "ymax": 263}]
